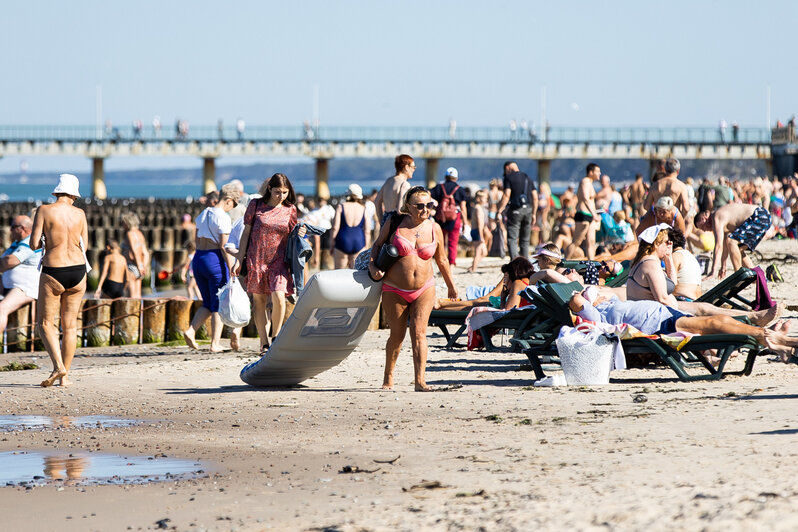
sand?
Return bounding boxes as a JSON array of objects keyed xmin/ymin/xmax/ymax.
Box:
[{"xmin": 2, "ymin": 239, "xmax": 798, "ymax": 531}]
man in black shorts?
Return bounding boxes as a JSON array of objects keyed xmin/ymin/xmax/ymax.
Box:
[{"xmin": 496, "ymin": 161, "xmax": 538, "ymax": 259}]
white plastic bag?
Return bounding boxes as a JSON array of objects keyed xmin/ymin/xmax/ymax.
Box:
[
  {"xmin": 217, "ymin": 277, "xmax": 251, "ymax": 328},
  {"xmin": 556, "ymin": 325, "xmax": 615, "ymax": 385}
]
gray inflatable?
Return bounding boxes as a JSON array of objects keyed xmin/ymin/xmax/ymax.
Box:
[{"xmin": 240, "ymin": 269, "xmax": 382, "ymax": 387}]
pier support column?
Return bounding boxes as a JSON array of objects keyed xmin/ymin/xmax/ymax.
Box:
[
  {"xmin": 315, "ymin": 158, "xmax": 330, "ymax": 200},
  {"xmin": 92, "ymin": 158, "xmax": 107, "ymax": 199},
  {"xmin": 202, "ymin": 157, "xmax": 216, "ymax": 194},
  {"xmin": 425, "ymin": 158, "xmax": 439, "ymax": 189},
  {"xmin": 766, "ymin": 158, "xmax": 774, "ymax": 177},
  {"xmin": 537, "ymin": 159, "xmax": 551, "ymax": 190}
]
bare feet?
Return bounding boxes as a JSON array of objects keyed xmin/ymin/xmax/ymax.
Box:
[
  {"xmin": 230, "ymin": 331, "xmax": 240, "ymax": 351},
  {"xmin": 382, "ymin": 384, "xmax": 393, "ymax": 390},
  {"xmin": 414, "ymin": 382, "xmax": 433, "ymax": 392},
  {"xmin": 382, "ymin": 374, "xmax": 394, "ymax": 390},
  {"xmin": 753, "ymin": 303, "xmax": 783, "ymax": 326},
  {"xmin": 768, "ymin": 319, "xmax": 791, "ymax": 334},
  {"xmin": 209, "ymin": 344, "xmax": 230, "ymax": 353},
  {"xmin": 183, "ymin": 330, "xmax": 199, "ymax": 350},
  {"xmin": 59, "ymin": 376, "xmax": 73, "ymax": 387},
  {"xmin": 41, "ymin": 369, "xmax": 67, "ymax": 388}
]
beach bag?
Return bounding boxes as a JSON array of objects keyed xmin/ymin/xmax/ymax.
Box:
[
  {"xmin": 217, "ymin": 276, "xmax": 251, "ymax": 328},
  {"xmin": 435, "ymin": 185, "xmax": 460, "ymax": 223},
  {"xmin": 556, "ymin": 325, "xmax": 615, "ymax": 385}
]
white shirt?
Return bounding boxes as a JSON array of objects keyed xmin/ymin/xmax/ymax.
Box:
[
  {"xmin": 363, "ymin": 200, "xmax": 376, "ymax": 231},
  {"xmin": 1, "ymin": 235, "xmax": 41, "ymax": 298},
  {"xmin": 195, "ymin": 207, "xmax": 232, "ymax": 244}
]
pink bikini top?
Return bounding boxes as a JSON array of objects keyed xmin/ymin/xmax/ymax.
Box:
[{"xmin": 392, "ymin": 220, "xmax": 437, "ymax": 260}]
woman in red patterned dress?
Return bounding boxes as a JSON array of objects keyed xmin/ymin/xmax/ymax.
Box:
[{"xmin": 233, "ymin": 173, "xmax": 305, "ymax": 350}]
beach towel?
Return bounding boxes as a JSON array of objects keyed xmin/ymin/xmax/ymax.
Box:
[{"xmin": 752, "ymin": 266, "xmax": 775, "ymax": 310}]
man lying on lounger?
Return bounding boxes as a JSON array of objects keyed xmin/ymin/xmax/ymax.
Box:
[{"xmin": 568, "ymin": 286, "xmax": 798, "ymax": 363}]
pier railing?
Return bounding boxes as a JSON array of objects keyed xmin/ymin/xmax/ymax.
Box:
[{"xmin": 0, "ymin": 125, "xmax": 772, "ymax": 145}]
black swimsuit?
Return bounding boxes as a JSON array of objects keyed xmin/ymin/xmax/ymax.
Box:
[
  {"xmin": 41, "ymin": 264, "xmax": 86, "ymax": 289},
  {"xmin": 102, "ymin": 279, "xmax": 126, "ymax": 299}
]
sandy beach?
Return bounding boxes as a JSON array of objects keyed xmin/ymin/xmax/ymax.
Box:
[{"xmin": 2, "ymin": 239, "xmax": 798, "ymax": 531}]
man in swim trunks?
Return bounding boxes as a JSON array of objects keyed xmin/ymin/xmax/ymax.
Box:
[
  {"xmin": 0, "ymin": 215, "xmax": 41, "ymax": 341},
  {"xmin": 629, "ymin": 173, "xmax": 647, "ymax": 220},
  {"xmin": 375, "ymin": 154, "xmax": 415, "ymax": 220},
  {"xmin": 695, "ymin": 202, "xmax": 772, "ymax": 280},
  {"xmin": 565, "ymin": 163, "xmax": 601, "ymax": 260}
]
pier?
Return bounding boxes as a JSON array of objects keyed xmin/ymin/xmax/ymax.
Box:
[{"xmin": 0, "ymin": 124, "xmax": 774, "ymax": 198}]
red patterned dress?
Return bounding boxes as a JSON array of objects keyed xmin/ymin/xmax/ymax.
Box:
[{"xmin": 244, "ymin": 202, "xmax": 297, "ymax": 295}]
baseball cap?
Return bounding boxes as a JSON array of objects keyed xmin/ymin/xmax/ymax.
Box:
[
  {"xmin": 445, "ymin": 167, "xmax": 458, "ymax": 178},
  {"xmin": 347, "ymin": 183, "xmax": 363, "ymax": 199}
]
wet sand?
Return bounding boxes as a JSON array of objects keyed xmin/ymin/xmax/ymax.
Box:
[{"xmin": 2, "ymin": 239, "xmax": 798, "ymax": 531}]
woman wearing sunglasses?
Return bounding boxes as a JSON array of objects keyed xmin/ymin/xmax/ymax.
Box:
[{"xmin": 368, "ymin": 186, "xmax": 458, "ymax": 391}]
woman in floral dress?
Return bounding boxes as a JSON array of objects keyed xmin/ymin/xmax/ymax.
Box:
[{"xmin": 233, "ymin": 173, "xmax": 305, "ymax": 350}]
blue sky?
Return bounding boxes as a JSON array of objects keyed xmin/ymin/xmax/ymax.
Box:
[{"xmin": 1, "ymin": 0, "xmax": 795, "ymax": 173}]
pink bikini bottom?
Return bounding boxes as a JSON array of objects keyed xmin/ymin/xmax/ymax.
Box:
[{"xmin": 381, "ymin": 277, "xmax": 435, "ymax": 304}]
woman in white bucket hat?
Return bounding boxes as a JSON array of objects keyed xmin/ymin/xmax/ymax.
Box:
[{"xmin": 30, "ymin": 174, "xmax": 90, "ymax": 387}]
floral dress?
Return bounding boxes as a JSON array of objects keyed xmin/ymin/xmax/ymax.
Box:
[{"xmin": 244, "ymin": 202, "xmax": 297, "ymax": 294}]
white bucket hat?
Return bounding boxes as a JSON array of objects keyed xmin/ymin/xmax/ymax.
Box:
[
  {"xmin": 52, "ymin": 174, "xmax": 81, "ymax": 198},
  {"xmin": 638, "ymin": 222, "xmax": 671, "ymax": 244}
]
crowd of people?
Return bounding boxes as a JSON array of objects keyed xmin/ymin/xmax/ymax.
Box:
[{"xmin": 4, "ymin": 154, "xmax": 798, "ymax": 389}]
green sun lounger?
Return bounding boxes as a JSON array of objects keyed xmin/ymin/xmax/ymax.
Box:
[
  {"xmin": 695, "ymin": 267, "xmax": 756, "ymax": 311},
  {"xmin": 516, "ymin": 280, "xmax": 774, "ymax": 382}
]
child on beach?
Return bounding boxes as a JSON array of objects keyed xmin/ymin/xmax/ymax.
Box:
[
  {"xmin": 94, "ymin": 240, "xmax": 127, "ymax": 299},
  {"xmin": 180, "ymin": 241, "xmax": 201, "ymax": 300},
  {"xmin": 468, "ymin": 190, "xmax": 490, "ymax": 272}
]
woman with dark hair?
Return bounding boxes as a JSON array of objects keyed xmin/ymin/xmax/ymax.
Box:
[
  {"xmin": 499, "ymin": 257, "xmax": 536, "ymax": 309},
  {"xmin": 368, "ymin": 186, "xmax": 457, "ymax": 391},
  {"xmin": 233, "ymin": 173, "xmax": 305, "ymax": 349}
]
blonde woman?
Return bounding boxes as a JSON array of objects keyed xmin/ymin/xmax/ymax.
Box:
[{"xmin": 121, "ymin": 213, "xmax": 150, "ymax": 298}]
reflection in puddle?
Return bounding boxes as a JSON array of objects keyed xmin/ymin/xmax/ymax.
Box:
[
  {"xmin": 1, "ymin": 451, "xmax": 207, "ymax": 486},
  {"xmin": 0, "ymin": 415, "xmax": 149, "ymax": 432}
]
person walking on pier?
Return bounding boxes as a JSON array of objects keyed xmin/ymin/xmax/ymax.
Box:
[
  {"xmin": 375, "ymin": 154, "xmax": 416, "ymax": 220},
  {"xmin": 183, "ymin": 186, "xmax": 241, "ymax": 352},
  {"xmin": 431, "ymin": 167, "xmax": 468, "ymax": 266},
  {"xmin": 496, "ymin": 161, "xmax": 537, "ymax": 259},
  {"xmin": 0, "ymin": 215, "xmax": 41, "ymax": 341},
  {"xmin": 30, "ymin": 174, "xmax": 89, "ymax": 387}
]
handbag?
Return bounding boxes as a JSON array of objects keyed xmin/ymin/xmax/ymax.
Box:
[{"xmin": 373, "ymin": 213, "xmax": 406, "ymax": 274}]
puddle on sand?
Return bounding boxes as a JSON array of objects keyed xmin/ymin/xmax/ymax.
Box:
[
  {"xmin": 0, "ymin": 451, "xmax": 207, "ymax": 486},
  {"xmin": 0, "ymin": 415, "xmax": 150, "ymax": 432}
]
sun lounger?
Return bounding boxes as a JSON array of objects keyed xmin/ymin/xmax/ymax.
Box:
[
  {"xmin": 695, "ymin": 267, "xmax": 756, "ymax": 311},
  {"xmin": 516, "ymin": 280, "xmax": 774, "ymax": 382}
]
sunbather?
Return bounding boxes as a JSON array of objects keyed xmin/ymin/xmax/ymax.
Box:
[
  {"xmin": 628, "ymin": 224, "xmax": 782, "ymax": 326},
  {"xmin": 568, "ymin": 288, "xmax": 797, "ymax": 362}
]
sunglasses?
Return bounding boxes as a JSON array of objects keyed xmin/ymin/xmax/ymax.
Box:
[
  {"xmin": 10, "ymin": 224, "xmax": 24, "ymax": 229},
  {"xmin": 413, "ymin": 202, "xmax": 436, "ymax": 210}
]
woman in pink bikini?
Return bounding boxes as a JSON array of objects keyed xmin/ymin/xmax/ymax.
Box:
[{"xmin": 368, "ymin": 186, "xmax": 458, "ymax": 391}]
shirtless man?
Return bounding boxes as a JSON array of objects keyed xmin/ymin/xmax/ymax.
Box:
[
  {"xmin": 375, "ymin": 154, "xmax": 416, "ymax": 220},
  {"xmin": 629, "ymin": 173, "xmax": 647, "ymax": 220},
  {"xmin": 594, "ymin": 174, "xmax": 613, "ymax": 213},
  {"xmin": 635, "ymin": 196, "xmax": 686, "ymax": 236},
  {"xmin": 695, "ymin": 202, "xmax": 772, "ymax": 279},
  {"xmin": 30, "ymin": 174, "xmax": 89, "ymax": 387},
  {"xmin": 565, "ymin": 163, "xmax": 601, "ymax": 260},
  {"xmin": 643, "ymin": 158, "xmax": 691, "ymax": 218}
]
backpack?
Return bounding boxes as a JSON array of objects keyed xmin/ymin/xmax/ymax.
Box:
[{"xmin": 435, "ymin": 184, "xmax": 460, "ymax": 223}]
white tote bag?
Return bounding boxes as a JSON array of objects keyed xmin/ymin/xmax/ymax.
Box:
[
  {"xmin": 556, "ymin": 325, "xmax": 615, "ymax": 385},
  {"xmin": 217, "ymin": 277, "xmax": 251, "ymax": 328}
]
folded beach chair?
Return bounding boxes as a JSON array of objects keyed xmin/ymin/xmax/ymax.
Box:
[
  {"xmin": 517, "ymin": 280, "xmax": 774, "ymax": 382},
  {"xmin": 695, "ymin": 267, "xmax": 756, "ymax": 311}
]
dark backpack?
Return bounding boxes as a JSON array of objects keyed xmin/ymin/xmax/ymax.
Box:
[{"xmin": 435, "ymin": 184, "xmax": 460, "ymax": 223}]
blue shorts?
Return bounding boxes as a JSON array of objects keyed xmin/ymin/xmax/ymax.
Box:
[
  {"xmin": 470, "ymin": 228, "xmax": 482, "ymax": 243},
  {"xmin": 729, "ymin": 207, "xmax": 771, "ymax": 251},
  {"xmin": 658, "ymin": 307, "xmax": 688, "ymax": 334}
]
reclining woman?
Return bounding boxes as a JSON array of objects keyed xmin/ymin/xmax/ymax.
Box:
[
  {"xmin": 569, "ymin": 287, "xmax": 797, "ymax": 362},
  {"xmin": 627, "ymin": 223, "xmax": 781, "ymax": 326},
  {"xmin": 368, "ymin": 186, "xmax": 457, "ymax": 391},
  {"xmin": 436, "ymin": 255, "xmax": 574, "ymax": 311}
]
